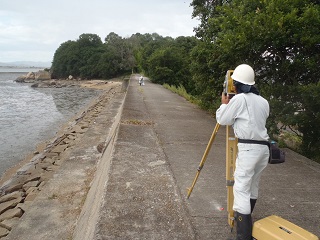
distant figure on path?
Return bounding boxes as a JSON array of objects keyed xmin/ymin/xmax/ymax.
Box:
[{"xmin": 139, "ymin": 75, "xmax": 144, "ymax": 86}]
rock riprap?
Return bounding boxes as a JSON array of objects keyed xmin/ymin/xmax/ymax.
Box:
[{"xmin": 0, "ymin": 83, "xmax": 122, "ymax": 238}]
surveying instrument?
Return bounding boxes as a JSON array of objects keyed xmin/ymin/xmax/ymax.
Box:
[{"xmin": 186, "ymin": 70, "xmax": 318, "ymax": 240}]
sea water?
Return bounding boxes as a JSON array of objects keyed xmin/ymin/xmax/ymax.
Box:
[{"xmin": 0, "ymin": 70, "xmax": 101, "ymax": 178}]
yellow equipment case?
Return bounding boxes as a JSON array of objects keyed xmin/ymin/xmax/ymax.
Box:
[{"xmin": 252, "ymin": 215, "xmax": 319, "ymax": 240}]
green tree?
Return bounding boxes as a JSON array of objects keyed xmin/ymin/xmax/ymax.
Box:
[
  {"xmin": 127, "ymin": 33, "xmax": 156, "ymax": 73},
  {"xmin": 101, "ymin": 32, "xmax": 134, "ymax": 76},
  {"xmin": 191, "ymin": 0, "xmax": 320, "ymax": 160},
  {"xmin": 51, "ymin": 34, "xmax": 103, "ymax": 79},
  {"xmin": 174, "ymin": 36, "xmax": 199, "ymax": 94},
  {"xmin": 137, "ymin": 35, "xmax": 198, "ymax": 93},
  {"xmin": 96, "ymin": 45, "xmax": 122, "ymax": 78},
  {"xmin": 295, "ymin": 83, "xmax": 320, "ymax": 160},
  {"xmin": 189, "ymin": 41, "xmax": 219, "ymax": 110},
  {"xmin": 77, "ymin": 33, "xmax": 103, "ymax": 78},
  {"xmin": 138, "ymin": 34, "xmax": 173, "ymax": 76},
  {"xmin": 51, "ymin": 40, "xmax": 80, "ymax": 78},
  {"xmin": 147, "ymin": 46, "xmax": 182, "ymax": 85}
]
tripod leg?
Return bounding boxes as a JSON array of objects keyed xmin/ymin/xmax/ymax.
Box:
[
  {"xmin": 226, "ymin": 125, "xmax": 237, "ymax": 228},
  {"xmin": 187, "ymin": 123, "xmax": 220, "ymax": 199}
]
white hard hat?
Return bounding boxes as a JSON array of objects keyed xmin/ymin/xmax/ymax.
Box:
[{"xmin": 231, "ymin": 64, "xmax": 255, "ymax": 85}]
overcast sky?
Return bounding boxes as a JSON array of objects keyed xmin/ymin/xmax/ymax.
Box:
[{"xmin": 0, "ymin": 0, "xmax": 199, "ymax": 63}]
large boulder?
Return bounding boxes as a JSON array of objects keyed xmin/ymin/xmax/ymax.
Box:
[
  {"xmin": 15, "ymin": 75, "xmax": 26, "ymax": 82},
  {"xmin": 20, "ymin": 72, "xmax": 36, "ymax": 83},
  {"xmin": 15, "ymin": 70, "xmax": 51, "ymax": 83},
  {"xmin": 15, "ymin": 72, "xmax": 35, "ymax": 83},
  {"xmin": 25, "ymin": 72, "xmax": 35, "ymax": 80},
  {"xmin": 35, "ymin": 70, "xmax": 51, "ymax": 80}
]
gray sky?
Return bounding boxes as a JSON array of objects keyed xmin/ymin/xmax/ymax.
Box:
[{"xmin": 0, "ymin": 0, "xmax": 199, "ymax": 63}]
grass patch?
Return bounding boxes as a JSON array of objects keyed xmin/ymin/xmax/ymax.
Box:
[
  {"xmin": 48, "ymin": 193, "xmax": 58, "ymax": 200},
  {"xmin": 163, "ymin": 84, "xmax": 201, "ymax": 106},
  {"xmin": 122, "ymin": 119, "xmax": 153, "ymax": 126},
  {"xmin": 137, "ymin": 86, "xmax": 144, "ymax": 93},
  {"xmin": 278, "ymin": 131, "xmax": 302, "ymax": 149}
]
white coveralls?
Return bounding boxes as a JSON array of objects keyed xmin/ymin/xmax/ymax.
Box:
[
  {"xmin": 139, "ymin": 76, "xmax": 144, "ymax": 86},
  {"xmin": 216, "ymin": 93, "xmax": 270, "ymax": 214}
]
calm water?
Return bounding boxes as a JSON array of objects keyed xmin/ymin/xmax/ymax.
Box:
[{"xmin": 0, "ymin": 71, "xmax": 101, "ymax": 178}]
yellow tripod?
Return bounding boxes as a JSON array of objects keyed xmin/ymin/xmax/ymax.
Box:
[{"xmin": 187, "ymin": 123, "xmax": 237, "ymax": 228}]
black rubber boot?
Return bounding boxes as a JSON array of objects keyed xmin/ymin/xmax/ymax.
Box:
[
  {"xmin": 250, "ymin": 199, "xmax": 257, "ymax": 213},
  {"xmin": 235, "ymin": 212, "xmax": 253, "ymax": 240}
]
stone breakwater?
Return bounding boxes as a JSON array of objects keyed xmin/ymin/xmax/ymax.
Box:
[{"xmin": 0, "ymin": 80, "xmax": 124, "ymax": 238}]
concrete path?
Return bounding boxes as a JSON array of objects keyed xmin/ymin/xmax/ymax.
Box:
[{"xmin": 93, "ymin": 75, "xmax": 320, "ymax": 239}]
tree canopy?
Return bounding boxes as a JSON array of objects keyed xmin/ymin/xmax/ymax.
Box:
[
  {"xmin": 190, "ymin": 0, "xmax": 320, "ymax": 160},
  {"xmin": 51, "ymin": 33, "xmax": 135, "ymax": 79}
]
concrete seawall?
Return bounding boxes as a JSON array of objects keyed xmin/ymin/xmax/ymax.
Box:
[{"xmin": 73, "ymin": 78, "xmax": 128, "ymax": 239}]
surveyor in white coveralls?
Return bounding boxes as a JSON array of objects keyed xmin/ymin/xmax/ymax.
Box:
[{"xmin": 216, "ymin": 64, "xmax": 270, "ymax": 240}]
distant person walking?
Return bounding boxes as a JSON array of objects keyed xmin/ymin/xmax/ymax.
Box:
[{"xmin": 139, "ymin": 75, "xmax": 144, "ymax": 86}]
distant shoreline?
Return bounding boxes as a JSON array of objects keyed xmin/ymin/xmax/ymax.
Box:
[
  {"xmin": 0, "ymin": 66, "xmax": 47, "ymax": 73},
  {"xmin": 0, "ymin": 61, "xmax": 51, "ymax": 68},
  {"xmin": 0, "ymin": 66, "xmax": 47, "ymax": 68}
]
